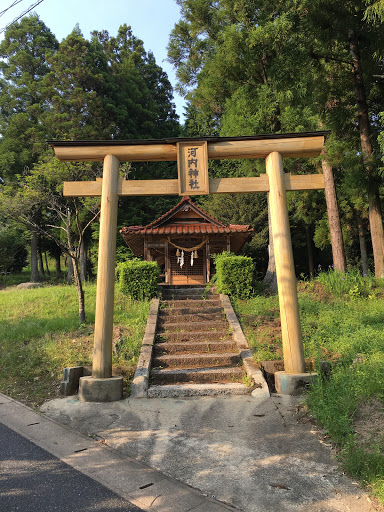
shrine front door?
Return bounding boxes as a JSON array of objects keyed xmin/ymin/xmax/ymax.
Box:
[{"xmin": 170, "ymin": 245, "xmax": 206, "ymax": 285}]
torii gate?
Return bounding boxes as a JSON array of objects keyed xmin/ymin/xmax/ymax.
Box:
[{"xmin": 49, "ymin": 132, "xmax": 327, "ymax": 401}]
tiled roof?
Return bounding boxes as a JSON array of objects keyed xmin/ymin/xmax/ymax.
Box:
[{"xmin": 120, "ymin": 224, "xmax": 251, "ymax": 236}]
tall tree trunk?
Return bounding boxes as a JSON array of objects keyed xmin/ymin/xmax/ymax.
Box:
[
  {"xmin": 30, "ymin": 230, "xmax": 39, "ymax": 282},
  {"xmin": 72, "ymin": 255, "xmax": 86, "ymax": 323},
  {"xmin": 262, "ymin": 194, "xmax": 278, "ymax": 291},
  {"xmin": 356, "ymin": 212, "xmax": 369, "ymax": 276},
  {"xmin": 367, "ymin": 190, "xmax": 384, "ymax": 277},
  {"xmin": 305, "ymin": 225, "xmax": 315, "ymax": 278},
  {"xmin": 66, "ymin": 209, "xmax": 85, "ymax": 323},
  {"xmin": 349, "ymin": 31, "xmax": 384, "ymax": 277},
  {"xmin": 44, "ymin": 252, "xmax": 50, "ymax": 275},
  {"xmin": 55, "ymin": 251, "xmax": 61, "ymax": 276},
  {"xmin": 67, "ymin": 256, "xmax": 73, "ymax": 284},
  {"xmin": 321, "ymin": 156, "xmax": 347, "ymax": 272},
  {"xmin": 80, "ymin": 238, "xmax": 87, "ymax": 282},
  {"xmin": 37, "ymin": 242, "xmax": 44, "ymax": 276}
]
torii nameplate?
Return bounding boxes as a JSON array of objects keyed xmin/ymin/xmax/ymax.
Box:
[{"xmin": 177, "ymin": 141, "xmax": 209, "ymax": 196}]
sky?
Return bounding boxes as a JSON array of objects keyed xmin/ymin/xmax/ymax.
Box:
[{"xmin": 0, "ymin": 0, "xmax": 187, "ymax": 121}]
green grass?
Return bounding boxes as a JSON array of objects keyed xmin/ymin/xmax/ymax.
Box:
[
  {"xmin": 0, "ymin": 282, "xmax": 150, "ymax": 406},
  {"xmin": 1, "ymin": 269, "xmax": 34, "ymax": 287},
  {"xmin": 235, "ymin": 270, "xmax": 384, "ymax": 504},
  {"xmin": 232, "ymin": 294, "xmax": 281, "ymax": 361}
]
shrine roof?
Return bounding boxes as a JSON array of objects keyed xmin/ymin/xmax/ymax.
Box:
[
  {"xmin": 120, "ymin": 196, "xmax": 253, "ymax": 256},
  {"xmin": 120, "ymin": 196, "xmax": 252, "ymax": 236}
]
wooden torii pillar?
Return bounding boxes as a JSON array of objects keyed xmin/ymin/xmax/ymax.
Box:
[{"xmin": 50, "ymin": 132, "xmax": 327, "ymax": 401}]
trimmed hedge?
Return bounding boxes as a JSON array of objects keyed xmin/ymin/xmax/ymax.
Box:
[
  {"xmin": 118, "ymin": 260, "xmax": 160, "ymax": 300},
  {"xmin": 214, "ymin": 252, "xmax": 254, "ymax": 299}
]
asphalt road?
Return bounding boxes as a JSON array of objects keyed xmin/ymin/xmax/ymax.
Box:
[{"xmin": 0, "ymin": 422, "xmax": 144, "ymax": 512}]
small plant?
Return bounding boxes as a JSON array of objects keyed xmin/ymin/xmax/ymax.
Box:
[
  {"xmin": 348, "ymin": 284, "xmax": 361, "ymax": 300},
  {"xmin": 203, "ymin": 276, "xmax": 216, "ymax": 298},
  {"xmin": 242, "ymin": 373, "xmax": 253, "ymax": 387}
]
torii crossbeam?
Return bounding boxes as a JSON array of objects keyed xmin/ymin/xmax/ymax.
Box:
[{"xmin": 49, "ymin": 132, "xmax": 327, "ymax": 401}]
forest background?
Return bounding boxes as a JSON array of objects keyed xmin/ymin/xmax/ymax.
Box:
[{"xmin": 2, "ymin": 0, "xmax": 384, "ymax": 318}]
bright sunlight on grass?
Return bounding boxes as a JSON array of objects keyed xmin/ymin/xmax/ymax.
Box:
[{"xmin": 0, "ymin": 283, "xmax": 149, "ymax": 407}]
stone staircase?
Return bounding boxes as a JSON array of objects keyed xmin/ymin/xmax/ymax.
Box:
[{"xmin": 147, "ymin": 285, "xmax": 253, "ymax": 398}]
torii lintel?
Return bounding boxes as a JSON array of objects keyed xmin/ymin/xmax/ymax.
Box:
[{"xmin": 48, "ymin": 132, "xmax": 328, "ymax": 197}]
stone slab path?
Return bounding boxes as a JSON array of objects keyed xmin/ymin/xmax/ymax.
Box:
[{"xmin": 41, "ymin": 394, "xmax": 381, "ymax": 512}]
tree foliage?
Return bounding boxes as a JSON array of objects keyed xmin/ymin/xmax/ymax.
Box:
[
  {"xmin": 169, "ymin": 0, "xmax": 384, "ymax": 276},
  {"xmin": 0, "ymin": 16, "xmax": 58, "ymax": 181},
  {"xmin": 0, "ymin": 15, "xmax": 180, "ymax": 318}
]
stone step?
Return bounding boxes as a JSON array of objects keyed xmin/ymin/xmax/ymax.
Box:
[
  {"xmin": 159, "ymin": 306, "xmax": 224, "ymax": 317},
  {"xmin": 160, "ymin": 285, "xmax": 206, "ymax": 290},
  {"xmin": 161, "ymin": 299, "xmax": 220, "ymax": 308},
  {"xmin": 152, "ymin": 352, "xmax": 241, "ymax": 369},
  {"xmin": 162, "ymin": 296, "xmax": 207, "ymax": 302},
  {"xmin": 159, "ymin": 311, "xmax": 225, "ymax": 323},
  {"xmin": 151, "ymin": 366, "xmax": 245, "ymax": 385},
  {"xmin": 154, "ymin": 340, "xmax": 237, "ymax": 354},
  {"xmin": 161, "ymin": 293, "xmax": 215, "ymax": 301},
  {"xmin": 160, "ymin": 288, "xmax": 216, "ymax": 300},
  {"xmin": 156, "ymin": 330, "xmax": 230, "ymax": 342},
  {"xmin": 157, "ymin": 320, "xmax": 229, "ymax": 333},
  {"xmin": 147, "ymin": 383, "xmax": 252, "ymax": 398}
]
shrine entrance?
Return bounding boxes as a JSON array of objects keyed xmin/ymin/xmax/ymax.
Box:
[
  {"xmin": 49, "ymin": 131, "xmax": 328, "ymax": 401},
  {"xmin": 170, "ymin": 239, "xmax": 206, "ymax": 285}
]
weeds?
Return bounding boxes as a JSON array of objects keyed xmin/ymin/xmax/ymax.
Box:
[
  {"xmin": 242, "ymin": 373, "xmax": 253, "ymax": 387},
  {"xmin": 315, "ymin": 268, "xmax": 377, "ymax": 298}
]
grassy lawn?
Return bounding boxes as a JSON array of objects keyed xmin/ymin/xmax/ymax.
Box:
[
  {"xmin": 235, "ymin": 271, "xmax": 384, "ymax": 504},
  {"xmin": 0, "ymin": 282, "xmax": 150, "ymax": 407}
]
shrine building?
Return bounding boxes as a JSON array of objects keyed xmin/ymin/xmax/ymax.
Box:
[{"xmin": 120, "ymin": 195, "xmax": 253, "ymax": 285}]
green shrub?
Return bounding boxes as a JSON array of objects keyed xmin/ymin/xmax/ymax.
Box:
[
  {"xmin": 118, "ymin": 259, "xmax": 160, "ymax": 300},
  {"xmin": 213, "ymin": 252, "xmax": 254, "ymax": 299}
]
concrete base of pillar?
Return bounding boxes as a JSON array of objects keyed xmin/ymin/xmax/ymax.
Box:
[
  {"xmin": 275, "ymin": 371, "xmax": 317, "ymax": 396},
  {"xmin": 60, "ymin": 366, "xmax": 92, "ymax": 396},
  {"xmin": 78, "ymin": 376, "xmax": 123, "ymax": 402}
]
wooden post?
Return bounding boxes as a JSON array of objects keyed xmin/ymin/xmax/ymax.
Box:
[
  {"xmin": 165, "ymin": 241, "xmax": 169, "ymax": 284},
  {"xmin": 144, "ymin": 238, "xmax": 148, "ymax": 261},
  {"xmin": 206, "ymin": 240, "xmax": 210, "ymax": 283},
  {"xmin": 266, "ymin": 152, "xmax": 305, "ymax": 374},
  {"xmin": 92, "ymin": 154, "xmax": 120, "ymax": 379}
]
